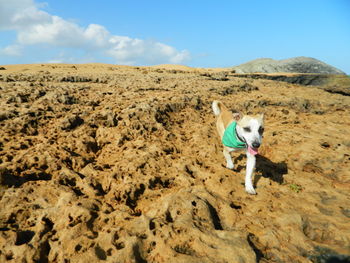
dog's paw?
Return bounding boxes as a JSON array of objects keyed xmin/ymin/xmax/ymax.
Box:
[
  {"xmin": 226, "ymin": 163, "xmax": 234, "ymax": 170},
  {"xmin": 245, "ymin": 186, "xmax": 257, "ymax": 195}
]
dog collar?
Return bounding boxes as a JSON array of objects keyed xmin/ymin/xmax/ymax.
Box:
[
  {"xmin": 235, "ymin": 125, "xmax": 247, "ymax": 145},
  {"xmin": 222, "ymin": 122, "xmax": 246, "ymax": 148}
]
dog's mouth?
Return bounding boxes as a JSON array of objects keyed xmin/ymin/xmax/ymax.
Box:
[{"xmin": 247, "ymin": 146, "xmax": 259, "ymax": 155}]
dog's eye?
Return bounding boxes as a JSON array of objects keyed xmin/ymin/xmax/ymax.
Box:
[
  {"xmin": 243, "ymin": 127, "xmax": 251, "ymax": 132},
  {"xmin": 259, "ymin": 127, "xmax": 264, "ymax": 134}
]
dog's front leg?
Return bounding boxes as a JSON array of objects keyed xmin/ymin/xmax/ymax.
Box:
[
  {"xmin": 223, "ymin": 147, "xmax": 234, "ymax": 169},
  {"xmin": 245, "ymin": 152, "xmax": 256, "ymax": 194}
]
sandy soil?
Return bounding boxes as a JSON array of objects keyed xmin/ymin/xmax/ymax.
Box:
[{"xmin": 0, "ymin": 64, "xmax": 349, "ymax": 262}]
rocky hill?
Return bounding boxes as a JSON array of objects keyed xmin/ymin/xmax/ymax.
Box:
[
  {"xmin": 0, "ymin": 64, "xmax": 349, "ymax": 262},
  {"xmin": 232, "ymin": 56, "xmax": 346, "ymax": 75}
]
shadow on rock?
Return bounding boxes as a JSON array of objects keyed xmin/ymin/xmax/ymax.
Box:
[
  {"xmin": 306, "ymin": 246, "xmax": 350, "ymax": 263},
  {"xmin": 255, "ymin": 155, "xmax": 288, "ymax": 186},
  {"xmin": 0, "ymin": 168, "xmax": 52, "ymax": 188}
]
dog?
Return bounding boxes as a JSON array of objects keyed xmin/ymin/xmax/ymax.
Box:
[{"xmin": 212, "ymin": 100, "xmax": 264, "ymax": 194}]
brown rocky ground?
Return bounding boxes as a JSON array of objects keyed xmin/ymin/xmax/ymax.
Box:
[{"xmin": 0, "ymin": 64, "xmax": 349, "ymax": 263}]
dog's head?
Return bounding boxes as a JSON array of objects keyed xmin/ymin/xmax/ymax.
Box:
[{"xmin": 235, "ymin": 113, "xmax": 264, "ymax": 155}]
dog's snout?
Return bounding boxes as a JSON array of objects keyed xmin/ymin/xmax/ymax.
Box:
[{"xmin": 252, "ymin": 142, "xmax": 260, "ymax": 148}]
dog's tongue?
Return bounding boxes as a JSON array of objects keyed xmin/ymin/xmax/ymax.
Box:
[{"xmin": 248, "ymin": 146, "xmax": 259, "ymax": 155}]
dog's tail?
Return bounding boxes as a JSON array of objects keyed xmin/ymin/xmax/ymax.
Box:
[{"xmin": 212, "ymin": 100, "xmax": 228, "ymax": 116}]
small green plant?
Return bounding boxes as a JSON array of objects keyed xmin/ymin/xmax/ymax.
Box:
[{"xmin": 289, "ymin": 183, "xmax": 302, "ymax": 193}]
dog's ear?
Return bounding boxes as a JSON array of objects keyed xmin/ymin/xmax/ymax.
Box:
[{"xmin": 232, "ymin": 112, "xmax": 242, "ymax": 121}]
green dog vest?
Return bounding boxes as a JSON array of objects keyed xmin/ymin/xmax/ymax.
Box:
[{"xmin": 222, "ymin": 122, "xmax": 246, "ymax": 148}]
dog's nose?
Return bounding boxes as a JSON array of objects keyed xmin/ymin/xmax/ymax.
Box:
[{"xmin": 252, "ymin": 142, "xmax": 260, "ymax": 148}]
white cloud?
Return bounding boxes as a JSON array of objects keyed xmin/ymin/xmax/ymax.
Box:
[
  {"xmin": 17, "ymin": 16, "xmax": 86, "ymax": 47},
  {"xmin": 84, "ymin": 24, "xmax": 110, "ymax": 48},
  {"xmin": 0, "ymin": 0, "xmax": 190, "ymax": 65},
  {"xmin": 0, "ymin": 0, "xmax": 50, "ymax": 30},
  {"xmin": 107, "ymin": 38, "xmax": 191, "ymax": 65},
  {"xmin": 0, "ymin": 44, "xmax": 22, "ymax": 56}
]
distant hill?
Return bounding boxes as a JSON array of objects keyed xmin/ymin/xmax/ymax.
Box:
[{"xmin": 232, "ymin": 57, "xmax": 346, "ymax": 75}]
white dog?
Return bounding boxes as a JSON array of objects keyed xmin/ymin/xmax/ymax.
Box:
[{"xmin": 212, "ymin": 101, "xmax": 264, "ymax": 194}]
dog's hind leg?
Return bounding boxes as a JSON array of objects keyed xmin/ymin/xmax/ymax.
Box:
[
  {"xmin": 245, "ymin": 152, "xmax": 257, "ymax": 195},
  {"xmin": 223, "ymin": 147, "xmax": 234, "ymax": 169}
]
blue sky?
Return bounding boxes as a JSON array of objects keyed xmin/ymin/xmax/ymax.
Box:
[{"xmin": 1, "ymin": 0, "xmax": 349, "ymax": 73}]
